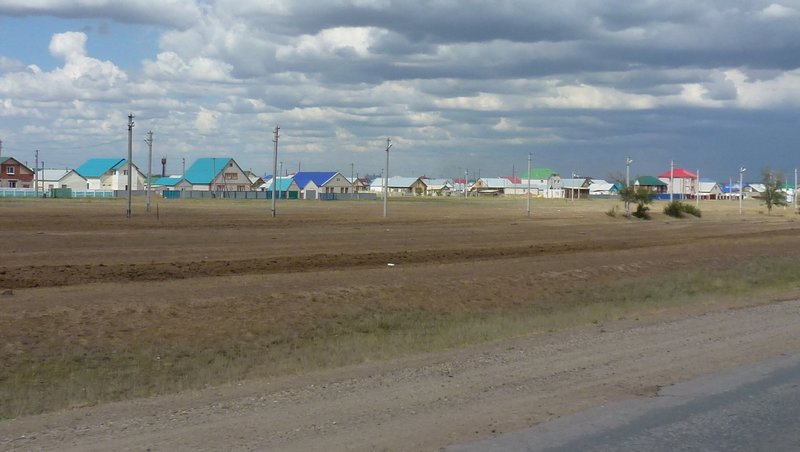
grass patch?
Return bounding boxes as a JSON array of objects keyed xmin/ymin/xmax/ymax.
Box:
[{"xmin": 2, "ymin": 256, "xmax": 799, "ymax": 419}]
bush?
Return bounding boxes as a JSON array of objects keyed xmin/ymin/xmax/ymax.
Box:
[{"xmin": 664, "ymin": 200, "xmax": 702, "ymax": 218}]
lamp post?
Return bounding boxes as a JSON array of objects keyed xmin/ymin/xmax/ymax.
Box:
[
  {"xmin": 126, "ymin": 113, "xmax": 134, "ymax": 218},
  {"xmin": 271, "ymin": 126, "xmax": 279, "ymax": 218},
  {"xmin": 739, "ymin": 166, "xmax": 746, "ymax": 215},
  {"xmin": 527, "ymin": 152, "xmax": 532, "ymax": 217},
  {"xmin": 669, "ymin": 159, "xmax": 674, "ymax": 202},
  {"xmin": 383, "ymin": 137, "xmax": 392, "ymax": 218},
  {"xmin": 625, "ymin": 157, "xmax": 633, "ymax": 216}
]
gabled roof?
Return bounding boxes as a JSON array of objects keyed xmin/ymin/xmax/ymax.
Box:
[
  {"xmin": 384, "ymin": 176, "xmax": 425, "ymax": 188},
  {"xmin": 635, "ymin": 176, "xmax": 667, "ymax": 186},
  {"xmin": 478, "ymin": 178, "xmax": 517, "ymax": 188},
  {"xmin": 659, "ymin": 168, "xmax": 697, "ymax": 178},
  {"xmin": 154, "ymin": 176, "xmax": 184, "ymax": 187},
  {"xmin": 561, "ymin": 178, "xmax": 590, "ymax": 189},
  {"xmin": 698, "ymin": 181, "xmax": 720, "ymax": 192},
  {"xmin": 184, "ymin": 158, "xmax": 233, "ymax": 184},
  {"xmin": 425, "ymin": 178, "xmax": 452, "ymax": 189},
  {"xmin": 75, "ymin": 158, "xmax": 127, "ymax": 178},
  {"xmin": 264, "ymin": 176, "xmax": 297, "ymax": 191},
  {"xmin": 504, "ymin": 176, "xmax": 522, "ymax": 184},
  {"xmin": 523, "ymin": 167, "xmax": 559, "ymax": 180},
  {"xmin": 36, "ymin": 169, "xmax": 70, "ymax": 181},
  {"xmin": 292, "ymin": 171, "xmax": 337, "ymax": 188}
]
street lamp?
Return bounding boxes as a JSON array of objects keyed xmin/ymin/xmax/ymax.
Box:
[
  {"xmin": 625, "ymin": 157, "xmax": 633, "ymax": 216},
  {"xmin": 383, "ymin": 137, "xmax": 392, "ymax": 218},
  {"xmin": 739, "ymin": 166, "xmax": 746, "ymax": 215}
]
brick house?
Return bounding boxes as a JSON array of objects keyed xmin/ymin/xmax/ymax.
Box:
[{"xmin": 0, "ymin": 157, "xmax": 34, "ymax": 188}]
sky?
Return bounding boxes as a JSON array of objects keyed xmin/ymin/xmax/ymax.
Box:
[{"xmin": 2, "ymin": 1, "xmax": 800, "ymax": 182}]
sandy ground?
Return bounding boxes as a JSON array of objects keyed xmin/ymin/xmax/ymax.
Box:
[
  {"xmin": 2, "ymin": 300, "xmax": 799, "ymax": 451},
  {"xmin": 1, "ymin": 197, "xmax": 799, "ymax": 450}
]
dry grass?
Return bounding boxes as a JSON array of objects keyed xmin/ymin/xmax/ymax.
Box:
[{"xmin": 1, "ymin": 195, "xmax": 799, "ymax": 419}]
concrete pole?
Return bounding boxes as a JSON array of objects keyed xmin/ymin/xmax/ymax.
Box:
[
  {"xmin": 127, "ymin": 113, "xmax": 134, "ymax": 218},
  {"xmin": 739, "ymin": 166, "xmax": 746, "ymax": 215},
  {"xmin": 383, "ymin": 138, "xmax": 391, "ymax": 218},
  {"xmin": 527, "ymin": 152, "xmax": 532, "ymax": 217},
  {"xmin": 696, "ymin": 168, "xmax": 700, "ymax": 209},
  {"xmin": 669, "ymin": 159, "xmax": 674, "ymax": 202},
  {"xmin": 272, "ymin": 126, "xmax": 279, "ymax": 218}
]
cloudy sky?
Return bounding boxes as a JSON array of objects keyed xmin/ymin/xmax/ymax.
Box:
[{"xmin": 2, "ymin": 0, "xmax": 800, "ymax": 181}]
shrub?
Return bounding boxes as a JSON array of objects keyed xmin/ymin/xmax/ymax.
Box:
[{"xmin": 664, "ymin": 200, "xmax": 701, "ymax": 218}]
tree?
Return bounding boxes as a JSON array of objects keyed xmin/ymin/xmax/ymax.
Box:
[
  {"xmin": 619, "ymin": 186, "xmax": 653, "ymax": 219},
  {"xmin": 762, "ymin": 169, "xmax": 787, "ymax": 214}
]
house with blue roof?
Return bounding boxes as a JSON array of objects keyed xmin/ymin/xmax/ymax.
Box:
[
  {"xmin": 58, "ymin": 158, "xmax": 146, "ymax": 191},
  {"xmin": 183, "ymin": 158, "xmax": 250, "ymax": 191},
  {"xmin": 291, "ymin": 171, "xmax": 352, "ymax": 199}
]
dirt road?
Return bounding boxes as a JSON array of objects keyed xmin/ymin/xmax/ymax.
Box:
[{"xmin": 2, "ymin": 299, "xmax": 799, "ymax": 451}]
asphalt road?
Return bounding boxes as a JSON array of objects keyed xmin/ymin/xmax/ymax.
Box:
[{"xmin": 447, "ymin": 352, "xmax": 800, "ymax": 452}]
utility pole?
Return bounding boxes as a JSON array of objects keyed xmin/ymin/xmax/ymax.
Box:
[
  {"xmin": 696, "ymin": 168, "xmax": 700, "ymax": 209},
  {"xmin": 34, "ymin": 149, "xmax": 39, "ymax": 198},
  {"xmin": 795, "ymin": 167, "xmax": 798, "ymax": 212},
  {"xmin": 0, "ymin": 138, "xmax": 3, "ymax": 157},
  {"xmin": 669, "ymin": 159, "xmax": 674, "ymax": 202},
  {"xmin": 739, "ymin": 166, "xmax": 746, "ymax": 215},
  {"xmin": 383, "ymin": 137, "xmax": 392, "ymax": 218},
  {"xmin": 351, "ymin": 162, "xmax": 355, "ymax": 193},
  {"xmin": 144, "ymin": 131, "xmax": 153, "ymax": 213},
  {"xmin": 464, "ymin": 169, "xmax": 469, "ymax": 199},
  {"xmin": 272, "ymin": 126, "xmax": 279, "ymax": 218},
  {"xmin": 182, "ymin": 157, "xmax": 186, "ymax": 176},
  {"xmin": 527, "ymin": 152, "xmax": 532, "ymax": 217},
  {"xmin": 625, "ymin": 157, "xmax": 633, "ymax": 217},
  {"xmin": 127, "ymin": 113, "xmax": 135, "ymax": 218}
]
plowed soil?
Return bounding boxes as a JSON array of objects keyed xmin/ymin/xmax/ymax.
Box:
[{"xmin": 1, "ymin": 197, "xmax": 799, "ymax": 451}]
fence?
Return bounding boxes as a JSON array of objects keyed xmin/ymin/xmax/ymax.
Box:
[{"xmin": 0, "ymin": 189, "xmax": 37, "ymax": 198}]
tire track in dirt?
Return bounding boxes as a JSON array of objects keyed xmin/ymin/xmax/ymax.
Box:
[{"xmin": 3, "ymin": 227, "xmax": 798, "ymax": 290}]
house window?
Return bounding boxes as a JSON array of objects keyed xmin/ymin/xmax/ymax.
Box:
[
  {"xmin": 224, "ymin": 172, "xmax": 238, "ymax": 180},
  {"xmin": 5, "ymin": 166, "xmax": 15, "ymax": 175},
  {"xmin": 9, "ymin": 181, "xmax": 16, "ymax": 188}
]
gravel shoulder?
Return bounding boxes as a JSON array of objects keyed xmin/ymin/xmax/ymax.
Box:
[{"xmin": 3, "ymin": 299, "xmax": 799, "ymax": 451}]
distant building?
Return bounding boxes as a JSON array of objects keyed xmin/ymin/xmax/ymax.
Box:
[
  {"xmin": 659, "ymin": 168, "xmax": 697, "ymax": 197},
  {"xmin": 0, "ymin": 157, "xmax": 34, "ymax": 188}
]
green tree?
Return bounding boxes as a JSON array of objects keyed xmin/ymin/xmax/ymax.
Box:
[
  {"xmin": 619, "ymin": 186, "xmax": 653, "ymax": 219},
  {"xmin": 762, "ymin": 169, "xmax": 787, "ymax": 214}
]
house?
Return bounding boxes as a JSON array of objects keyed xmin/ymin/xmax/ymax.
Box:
[
  {"xmin": 262, "ymin": 176, "xmax": 301, "ymax": 199},
  {"xmin": 292, "ymin": 171, "xmax": 352, "ymax": 199},
  {"xmin": 452, "ymin": 178, "xmax": 474, "ymax": 195},
  {"xmin": 184, "ymin": 157, "xmax": 249, "ymax": 191},
  {"xmin": 471, "ymin": 177, "xmax": 518, "ymax": 195},
  {"xmin": 561, "ymin": 177, "xmax": 591, "ymax": 199},
  {"xmin": 60, "ymin": 158, "xmax": 146, "ymax": 191},
  {"xmin": 35, "ymin": 169, "xmax": 70, "ymax": 191},
  {"xmin": 634, "ymin": 176, "xmax": 668, "ymax": 193},
  {"xmin": 659, "ymin": 168, "xmax": 697, "ymax": 197},
  {"xmin": 153, "ymin": 176, "xmax": 189, "ymax": 195},
  {"xmin": 698, "ymin": 180, "xmax": 723, "ymax": 199},
  {"xmin": 423, "ymin": 178, "xmax": 453, "ymax": 196},
  {"xmin": 245, "ymin": 171, "xmax": 266, "ymax": 190},
  {"xmin": 521, "ymin": 168, "xmax": 563, "ymax": 198},
  {"xmin": 588, "ymin": 180, "xmax": 622, "ymax": 196},
  {"xmin": 347, "ymin": 177, "xmax": 371, "ymax": 193},
  {"xmin": 370, "ymin": 176, "xmax": 428, "ymax": 196},
  {"xmin": 0, "ymin": 157, "xmax": 34, "ymax": 188}
]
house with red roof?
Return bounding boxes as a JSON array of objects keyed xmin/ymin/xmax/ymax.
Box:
[{"xmin": 658, "ymin": 167, "xmax": 697, "ymax": 198}]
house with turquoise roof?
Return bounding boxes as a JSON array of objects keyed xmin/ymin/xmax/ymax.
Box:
[
  {"xmin": 183, "ymin": 157, "xmax": 250, "ymax": 191},
  {"xmin": 261, "ymin": 176, "xmax": 301, "ymax": 199},
  {"xmin": 58, "ymin": 158, "xmax": 146, "ymax": 191}
]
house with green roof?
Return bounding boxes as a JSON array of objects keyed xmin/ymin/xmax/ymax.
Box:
[
  {"xmin": 58, "ymin": 158, "xmax": 146, "ymax": 191},
  {"xmin": 634, "ymin": 176, "xmax": 668, "ymax": 194},
  {"xmin": 521, "ymin": 167, "xmax": 564, "ymax": 198}
]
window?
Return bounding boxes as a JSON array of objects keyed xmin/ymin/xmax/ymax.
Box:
[
  {"xmin": 5, "ymin": 166, "xmax": 15, "ymax": 175},
  {"xmin": 224, "ymin": 172, "xmax": 238, "ymax": 180},
  {"xmin": 9, "ymin": 181, "xmax": 16, "ymax": 188}
]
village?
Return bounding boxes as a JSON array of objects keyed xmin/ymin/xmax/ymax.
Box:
[{"xmin": 0, "ymin": 154, "xmax": 789, "ymax": 202}]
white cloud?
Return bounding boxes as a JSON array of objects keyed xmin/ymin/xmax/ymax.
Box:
[
  {"xmin": 760, "ymin": 3, "xmax": 800, "ymax": 19},
  {"xmin": 143, "ymin": 51, "xmax": 234, "ymax": 82},
  {"xmin": 195, "ymin": 107, "xmax": 219, "ymax": 133}
]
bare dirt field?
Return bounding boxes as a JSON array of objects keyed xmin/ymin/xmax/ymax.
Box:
[{"xmin": 1, "ymin": 196, "xmax": 800, "ymax": 450}]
